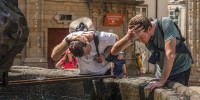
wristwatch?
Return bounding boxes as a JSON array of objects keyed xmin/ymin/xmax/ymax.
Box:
[{"xmin": 65, "ymin": 37, "xmax": 71, "ymax": 44}]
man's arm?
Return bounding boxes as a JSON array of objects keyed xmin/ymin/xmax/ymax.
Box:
[
  {"xmin": 111, "ymin": 35, "xmax": 132, "ymax": 55},
  {"xmin": 159, "ymin": 38, "xmax": 176, "ymax": 83},
  {"xmin": 94, "ymin": 45, "xmax": 113, "ymax": 63},
  {"xmin": 146, "ymin": 37, "xmax": 176, "ymax": 91},
  {"xmin": 111, "ymin": 25, "xmax": 144, "ymax": 55},
  {"xmin": 94, "ymin": 34, "xmax": 118, "ymax": 63},
  {"xmin": 51, "ymin": 41, "xmax": 69, "ymax": 60}
]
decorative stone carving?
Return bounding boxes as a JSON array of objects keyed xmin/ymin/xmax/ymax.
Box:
[{"xmin": 0, "ymin": 0, "xmax": 29, "ymax": 73}]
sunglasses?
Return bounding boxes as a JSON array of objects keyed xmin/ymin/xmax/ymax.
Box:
[{"xmin": 119, "ymin": 53, "xmax": 123, "ymax": 55}]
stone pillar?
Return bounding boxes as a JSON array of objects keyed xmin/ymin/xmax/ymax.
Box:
[
  {"xmin": 187, "ymin": 0, "xmax": 200, "ymax": 84},
  {"xmin": 23, "ymin": 0, "xmax": 47, "ymax": 67}
]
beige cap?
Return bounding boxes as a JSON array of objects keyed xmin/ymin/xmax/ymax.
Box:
[{"xmin": 69, "ymin": 17, "xmax": 95, "ymax": 33}]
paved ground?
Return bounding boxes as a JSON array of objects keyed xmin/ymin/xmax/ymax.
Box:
[{"xmin": 189, "ymin": 86, "xmax": 200, "ymax": 94}]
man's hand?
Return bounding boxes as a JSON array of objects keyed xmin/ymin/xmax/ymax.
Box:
[
  {"xmin": 145, "ymin": 81, "xmax": 165, "ymax": 92},
  {"xmin": 127, "ymin": 24, "xmax": 144, "ymax": 40},
  {"xmin": 94, "ymin": 54, "xmax": 106, "ymax": 63}
]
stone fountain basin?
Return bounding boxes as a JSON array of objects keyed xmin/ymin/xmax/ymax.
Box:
[{"xmin": 0, "ymin": 66, "xmax": 199, "ymax": 100}]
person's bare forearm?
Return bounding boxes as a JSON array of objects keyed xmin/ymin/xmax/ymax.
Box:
[
  {"xmin": 111, "ymin": 35, "xmax": 132, "ymax": 55},
  {"xmin": 159, "ymin": 54, "xmax": 175, "ymax": 83},
  {"xmin": 159, "ymin": 38, "xmax": 176, "ymax": 83},
  {"xmin": 51, "ymin": 41, "xmax": 68, "ymax": 60}
]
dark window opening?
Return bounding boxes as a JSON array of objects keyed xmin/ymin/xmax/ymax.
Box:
[{"xmin": 60, "ymin": 15, "xmax": 72, "ymax": 20}]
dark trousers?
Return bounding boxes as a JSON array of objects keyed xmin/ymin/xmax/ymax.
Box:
[{"xmin": 168, "ymin": 68, "xmax": 191, "ymax": 86}]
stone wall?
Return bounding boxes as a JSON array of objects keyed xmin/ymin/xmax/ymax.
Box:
[
  {"xmin": 1, "ymin": 66, "xmax": 199, "ymax": 100},
  {"xmin": 186, "ymin": 0, "xmax": 200, "ymax": 84}
]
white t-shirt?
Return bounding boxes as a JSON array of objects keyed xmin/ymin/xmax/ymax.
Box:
[{"xmin": 64, "ymin": 31, "xmax": 116, "ymax": 75}]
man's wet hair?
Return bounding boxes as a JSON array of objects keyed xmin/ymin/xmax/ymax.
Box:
[
  {"xmin": 128, "ymin": 14, "xmax": 152, "ymax": 32},
  {"xmin": 68, "ymin": 41, "xmax": 87, "ymax": 57}
]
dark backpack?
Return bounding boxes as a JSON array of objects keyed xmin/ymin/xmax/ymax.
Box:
[
  {"xmin": 148, "ymin": 17, "xmax": 193, "ymax": 64},
  {"xmin": 93, "ymin": 31, "xmax": 118, "ymax": 62}
]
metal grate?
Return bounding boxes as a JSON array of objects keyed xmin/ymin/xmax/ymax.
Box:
[{"xmin": 60, "ymin": 15, "xmax": 72, "ymax": 20}]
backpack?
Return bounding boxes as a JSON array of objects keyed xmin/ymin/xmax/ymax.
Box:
[
  {"xmin": 148, "ymin": 17, "xmax": 193, "ymax": 64},
  {"xmin": 93, "ymin": 31, "xmax": 118, "ymax": 62}
]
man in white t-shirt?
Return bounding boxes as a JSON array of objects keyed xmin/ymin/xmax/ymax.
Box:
[
  {"xmin": 51, "ymin": 17, "xmax": 118, "ymax": 99},
  {"xmin": 51, "ymin": 17, "xmax": 118, "ymax": 75},
  {"xmin": 66, "ymin": 31, "xmax": 117, "ymax": 75}
]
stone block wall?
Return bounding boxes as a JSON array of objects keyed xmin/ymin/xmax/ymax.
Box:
[{"xmin": 186, "ymin": 0, "xmax": 200, "ymax": 84}]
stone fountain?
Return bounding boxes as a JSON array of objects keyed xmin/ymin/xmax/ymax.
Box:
[{"xmin": 0, "ymin": 0, "xmax": 29, "ymax": 73}]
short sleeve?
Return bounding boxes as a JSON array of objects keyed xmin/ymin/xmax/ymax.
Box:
[
  {"xmin": 162, "ymin": 17, "xmax": 179, "ymax": 42},
  {"xmin": 99, "ymin": 32, "xmax": 116, "ymax": 46}
]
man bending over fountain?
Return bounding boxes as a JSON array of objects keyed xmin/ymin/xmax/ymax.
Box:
[
  {"xmin": 51, "ymin": 17, "xmax": 118, "ymax": 75},
  {"xmin": 51, "ymin": 17, "xmax": 118, "ymax": 99},
  {"xmin": 111, "ymin": 14, "xmax": 193, "ymax": 92}
]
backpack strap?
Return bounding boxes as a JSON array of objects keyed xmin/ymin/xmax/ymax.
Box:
[{"xmin": 93, "ymin": 31, "xmax": 100, "ymax": 57}]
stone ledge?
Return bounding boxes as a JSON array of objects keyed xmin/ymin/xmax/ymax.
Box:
[{"xmin": 1, "ymin": 66, "xmax": 199, "ymax": 100}]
